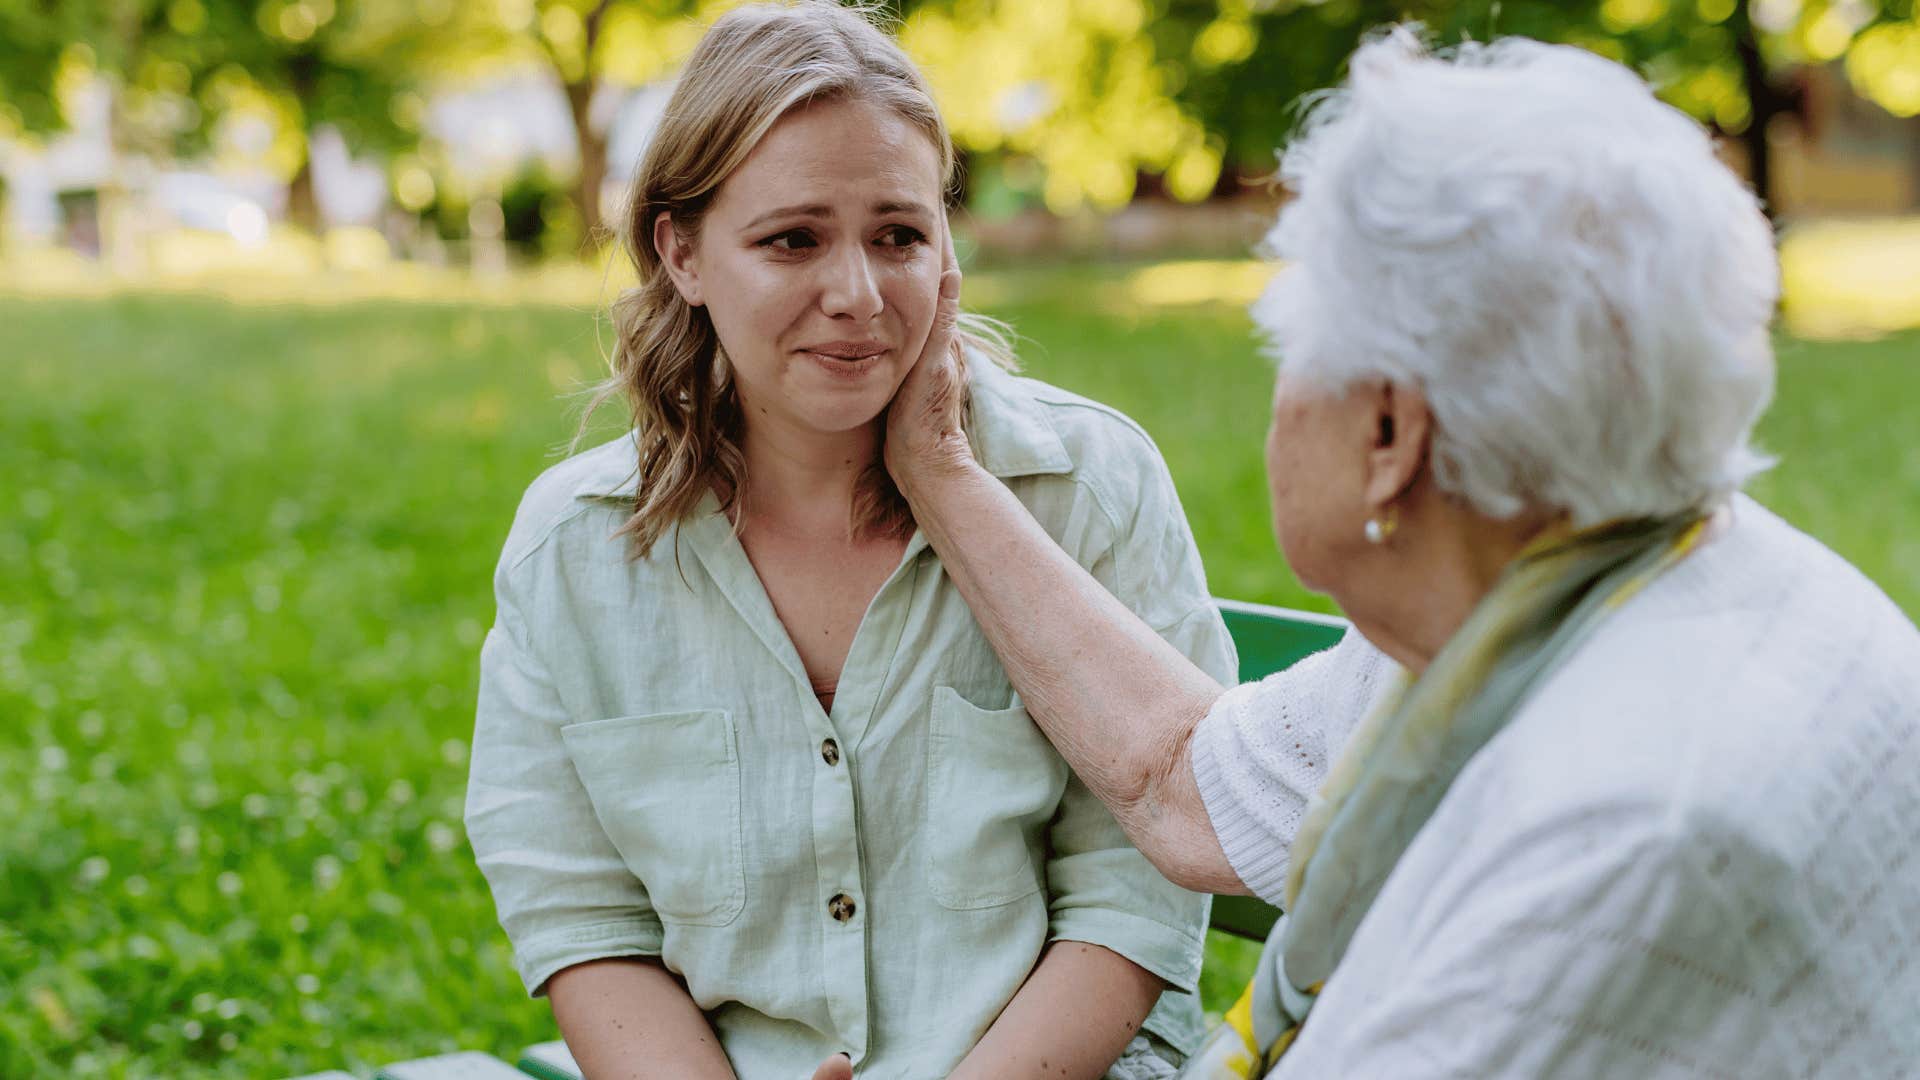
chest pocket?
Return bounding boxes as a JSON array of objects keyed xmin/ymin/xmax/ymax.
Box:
[
  {"xmin": 561, "ymin": 709, "xmax": 746, "ymax": 926},
  {"xmin": 925, "ymin": 685, "xmax": 1071, "ymax": 909}
]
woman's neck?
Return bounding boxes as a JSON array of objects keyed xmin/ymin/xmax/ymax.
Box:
[
  {"xmin": 737, "ymin": 415, "xmax": 882, "ymax": 535},
  {"xmin": 1344, "ymin": 499, "xmax": 1560, "ymax": 677}
]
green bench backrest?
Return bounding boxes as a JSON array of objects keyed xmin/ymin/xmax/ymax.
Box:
[{"xmin": 1207, "ymin": 599, "xmax": 1347, "ymax": 940}]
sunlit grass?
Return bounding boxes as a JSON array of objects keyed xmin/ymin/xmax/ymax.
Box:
[
  {"xmin": 1124, "ymin": 259, "xmax": 1272, "ymax": 307},
  {"xmin": 1, "ymin": 265, "xmax": 1916, "ymax": 1076},
  {"xmin": 1779, "ymin": 217, "xmax": 1920, "ymax": 339}
]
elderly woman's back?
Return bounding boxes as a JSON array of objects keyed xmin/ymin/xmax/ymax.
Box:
[{"xmin": 1194, "ymin": 494, "xmax": 1920, "ymax": 1075}]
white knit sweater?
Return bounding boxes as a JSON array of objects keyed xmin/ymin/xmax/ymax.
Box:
[{"xmin": 1190, "ymin": 495, "xmax": 1920, "ymax": 1078}]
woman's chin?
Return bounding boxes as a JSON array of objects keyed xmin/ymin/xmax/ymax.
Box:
[
  {"xmin": 790, "ymin": 370, "xmax": 906, "ymax": 434},
  {"xmin": 793, "ymin": 396, "xmax": 893, "ymax": 436}
]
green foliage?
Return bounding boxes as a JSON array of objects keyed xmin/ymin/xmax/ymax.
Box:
[
  {"xmin": 2, "ymin": 274, "xmax": 1917, "ymax": 1074},
  {"xmin": 903, "ymin": 0, "xmax": 1920, "ymax": 207},
  {"xmin": 1147, "ymin": 0, "xmax": 1919, "ymax": 176},
  {"xmin": 6, "ymin": 1, "xmax": 1915, "ymax": 224},
  {"xmin": 0, "ymin": 0, "xmax": 456, "ymax": 176},
  {"xmin": 0, "ymin": 0, "xmax": 71, "ymax": 135}
]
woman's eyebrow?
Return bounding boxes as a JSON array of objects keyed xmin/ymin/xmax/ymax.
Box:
[
  {"xmin": 742, "ymin": 204, "xmax": 831, "ymax": 231},
  {"xmin": 742, "ymin": 200, "xmax": 933, "ymax": 232}
]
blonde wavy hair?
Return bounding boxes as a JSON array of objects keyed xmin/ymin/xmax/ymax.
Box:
[{"xmin": 584, "ymin": 0, "xmax": 1013, "ymax": 559}]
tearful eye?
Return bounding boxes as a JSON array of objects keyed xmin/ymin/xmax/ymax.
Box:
[
  {"xmin": 877, "ymin": 225, "xmax": 927, "ymax": 248},
  {"xmin": 761, "ymin": 229, "xmax": 818, "ymax": 251}
]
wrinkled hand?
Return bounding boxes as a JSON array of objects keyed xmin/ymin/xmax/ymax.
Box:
[
  {"xmin": 884, "ymin": 216, "xmax": 974, "ymax": 496},
  {"xmin": 809, "ymin": 1052, "xmax": 853, "ymax": 1080}
]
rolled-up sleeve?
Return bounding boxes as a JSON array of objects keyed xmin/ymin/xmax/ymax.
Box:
[
  {"xmin": 465, "ymin": 561, "xmax": 663, "ymax": 997},
  {"xmin": 1045, "ymin": 770, "xmax": 1210, "ymax": 993}
]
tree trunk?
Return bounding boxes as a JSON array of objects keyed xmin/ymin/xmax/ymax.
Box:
[
  {"xmin": 1909, "ymin": 115, "xmax": 1920, "ymax": 211},
  {"xmin": 567, "ymin": 0, "xmax": 616, "ymax": 248},
  {"xmin": 1734, "ymin": 0, "xmax": 1781, "ymax": 219},
  {"xmin": 286, "ymin": 53, "xmax": 322, "ymax": 232},
  {"xmin": 100, "ymin": 4, "xmax": 147, "ymax": 274},
  {"xmin": 565, "ymin": 78, "xmax": 607, "ymax": 245},
  {"xmin": 287, "ymin": 155, "xmax": 320, "ymax": 232}
]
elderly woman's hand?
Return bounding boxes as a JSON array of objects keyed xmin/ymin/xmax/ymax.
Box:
[{"xmin": 884, "ymin": 222, "xmax": 972, "ymax": 497}]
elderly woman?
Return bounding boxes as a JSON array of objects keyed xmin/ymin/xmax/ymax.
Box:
[{"xmin": 882, "ymin": 30, "xmax": 1920, "ymax": 1078}]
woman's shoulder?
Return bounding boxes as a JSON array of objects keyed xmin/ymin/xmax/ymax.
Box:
[
  {"xmin": 966, "ymin": 359, "xmax": 1174, "ymax": 500},
  {"xmin": 1485, "ymin": 496, "xmax": 1920, "ymax": 870},
  {"xmin": 496, "ymin": 433, "xmax": 639, "ymax": 575},
  {"xmin": 1530, "ymin": 494, "xmax": 1916, "ymax": 709}
]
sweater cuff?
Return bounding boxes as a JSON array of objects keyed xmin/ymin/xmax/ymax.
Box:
[{"xmin": 1191, "ymin": 688, "xmax": 1296, "ymax": 906}]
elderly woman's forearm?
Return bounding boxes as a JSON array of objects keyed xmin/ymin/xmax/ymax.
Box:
[{"xmin": 905, "ymin": 461, "xmax": 1244, "ymax": 893}]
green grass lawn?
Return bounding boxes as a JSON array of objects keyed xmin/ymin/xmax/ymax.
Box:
[{"xmin": 2, "ymin": 278, "xmax": 1916, "ymax": 1077}]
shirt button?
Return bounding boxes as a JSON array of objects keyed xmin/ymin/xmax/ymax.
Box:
[
  {"xmin": 821, "ymin": 738, "xmax": 840, "ymax": 766},
  {"xmin": 828, "ymin": 893, "xmax": 857, "ymax": 923}
]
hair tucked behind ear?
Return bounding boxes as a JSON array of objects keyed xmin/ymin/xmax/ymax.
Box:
[{"xmin": 577, "ymin": 0, "xmax": 1014, "ymax": 559}]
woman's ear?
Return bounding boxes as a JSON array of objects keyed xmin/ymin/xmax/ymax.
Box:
[
  {"xmin": 653, "ymin": 211, "xmax": 705, "ymax": 308},
  {"xmin": 1362, "ymin": 381, "xmax": 1430, "ymax": 510}
]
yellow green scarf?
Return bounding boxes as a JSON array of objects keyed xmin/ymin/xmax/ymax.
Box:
[{"xmin": 1181, "ymin": 512, "xmax": 1710, "ymax": 1077}]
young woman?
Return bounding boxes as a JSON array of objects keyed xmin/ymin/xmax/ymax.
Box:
[{"xmin": 463, "ymin": 4, "xmax": 1234, "ymax": 1077}]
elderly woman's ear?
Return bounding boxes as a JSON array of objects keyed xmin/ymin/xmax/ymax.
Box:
[{"xmin": 1362, "ymin": 381, "xmax": 1431, "ymax": 515}]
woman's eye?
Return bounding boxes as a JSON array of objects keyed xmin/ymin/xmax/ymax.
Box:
[
  {"xmin": 761, "ymin": 229, "xmax": 817, "ymax": 251},
  {"xmin": 877, "ymin": 225, "xmax": 927, "ymax": 248}
]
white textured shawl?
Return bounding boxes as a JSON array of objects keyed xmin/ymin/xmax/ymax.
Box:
[{"xmin": 1191, "ymin": 496, "xmax": 1920, "ymax": 1078}]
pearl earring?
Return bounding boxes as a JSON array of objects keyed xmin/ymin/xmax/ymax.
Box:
[{"xmin": 1364, "ymin": 506, "xmax": 1399, "ymax": 545}]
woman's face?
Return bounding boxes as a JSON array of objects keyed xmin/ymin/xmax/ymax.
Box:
[
  {"xmin": 1265, "ymin": 370, "xmax": 1371, "ymax": 597},
  {"xmin": 663, "ymin": 97, "xmax": 946, "ymax": 438}
]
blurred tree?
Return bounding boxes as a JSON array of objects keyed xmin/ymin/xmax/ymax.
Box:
[
  {"xmin": 0, "ymin": 3, "xmax": 71, "ymax": 138},
  {"xmin": 0, "ymin": 1, "xmax": 453, "ymax": 233},
  {"xmin": 899, "ymin": 0, "xmax": 1228, "ymax": 213},
  {"xmin": 6, "ymin": 0, "xmax": 1912, "ymax": 237},
  {"xmin": 0, "ymin": 1, "xmax": 217, "ymax": 266},
  {"xmin": 191, "ymin": 0, "xmax": 451, "ymax": 229},
  {"xmin": 0, "ymin": 2, "xmax": 203, "ymax": 162},
  {"xmin": 902, "ymin": 0, "xmax": 1915, "ymax": 217},
  {"xmin": 486, "ymin": 0, "xmax": 728, "ymax": 243},
  {"xmin": 534, "ymin": 1, "xmax": 620, "ymax": 243},
  {"xmin": 1153, "ymin": 0, "xmax": 1918, "ymax": 217}
]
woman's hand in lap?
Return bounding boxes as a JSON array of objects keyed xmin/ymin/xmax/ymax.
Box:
[{"xmin": 808, "ymin": 1053, "xmax": 853, "ymax": 1080}]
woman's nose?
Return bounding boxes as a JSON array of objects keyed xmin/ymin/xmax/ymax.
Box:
[{"xmin": 817, "ymin": 245, "xmax": 884, "ymax": 321}]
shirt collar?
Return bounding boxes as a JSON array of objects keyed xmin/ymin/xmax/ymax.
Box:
[
  {"xmin": 961, "ymin": 355, "xmax": 1075, "ymax": 479},
  {"xmin": 570, "ymin": 353, "xmax": 1073, "ymax": 502}
]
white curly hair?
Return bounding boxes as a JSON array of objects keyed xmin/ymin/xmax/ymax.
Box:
[{"xmin": 1252, "ymin": 27, "xmax": 1779, "ymax": 526}]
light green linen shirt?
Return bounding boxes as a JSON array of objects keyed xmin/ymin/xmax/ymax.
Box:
[{"xmin": 465, "ymin": 360, "xmax": 1235, "ymax": 1078}]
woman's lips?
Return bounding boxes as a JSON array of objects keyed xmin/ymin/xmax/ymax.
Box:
[
  {"xmin": 801, "ymin": 341, "xmax": 889, "ymax": 360},
  {"xmin": 798, "ymin": 344, "xmax": 890, "ymax": 379}
]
